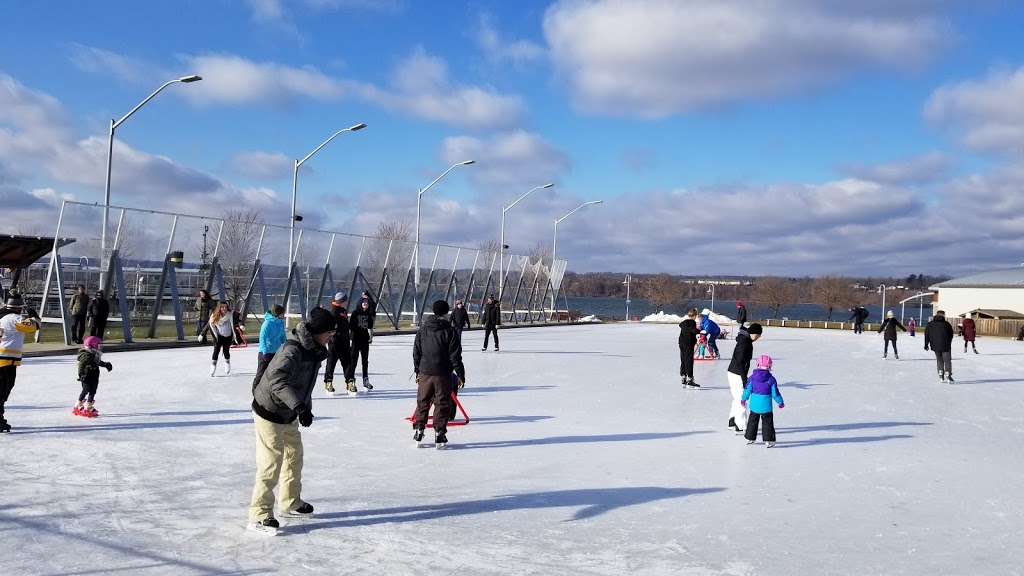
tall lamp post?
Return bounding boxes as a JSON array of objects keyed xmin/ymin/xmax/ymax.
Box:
[
  {"xmin": 707, "ymin": 283, "xmax": 716, "ymax": 313},
  {"xmin": 878, "ymin": 284, "xmax": 888, "ymax": 320},
  {"xmin": 499, "ymin": 183, "xmax": 553, "ymax": 300},
  {"xmin": 623, "ymin": 274, "xmax": 631, "ymax": 321},
  {"xmin": 551, "ymin": 200, "xmax": 602, "ymax": 313},
  {"xmin": 101, "ymin": 74, "xmax": 203, "ymax": 285}
]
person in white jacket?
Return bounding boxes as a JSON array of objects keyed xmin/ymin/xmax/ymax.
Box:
[
  {"xmin": 0, "ymin": 292, "xmax": 41, "ymax": 433},
  {"xmin": 209, "ymin": 301, "xmax": 235, "ymax": 376}
]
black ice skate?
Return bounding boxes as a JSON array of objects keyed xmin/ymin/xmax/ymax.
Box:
[
  {"xmin": 281, "ymin": 502, "xmax": 314, "ymax": 518},
  {"xmin": 946, "ymin": 372, "xmax": 954, "ymax": 384},
  {"xmin": 247, "ymin": 517, "xmax": 280, "ymax": 536},
  {"xmin": 435, "ymin": 430, "xmax": 448, "ymax": 449},
  {"xmin": 413, "ymin": 427, "xmax": 425, "ymax": 446}
]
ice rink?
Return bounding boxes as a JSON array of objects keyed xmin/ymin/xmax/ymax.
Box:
[{"xmin": 2, "ymin": 322, "xmax": 1022, "ymax": 575}]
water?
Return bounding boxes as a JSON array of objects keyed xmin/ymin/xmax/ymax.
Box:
[{"xmin": 562, "ymin": 296, "xmax": 930, "ymax": 324}]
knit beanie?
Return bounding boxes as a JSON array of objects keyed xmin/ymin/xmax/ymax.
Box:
[
  {"xmin": 334, "ymin": 292, "xmax": 348, "ymax": 303},
  {"xmin": 307, "ymin": 307, "xmax": 337, "ymax": 334},
  {"xmin": 432, "ymin": 300, "xmax": 450, "ymax": 316},
  {"xmin": 747, "ymin": 322, "xmax": 763, "ymax": 335}
]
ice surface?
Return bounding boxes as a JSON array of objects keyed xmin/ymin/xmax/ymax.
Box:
[{"xmin": 2, "ymin": 325, "xmax": 1023, "ymax": 575}]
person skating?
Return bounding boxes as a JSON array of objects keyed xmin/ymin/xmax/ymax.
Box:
[
  {"xmin": 907, "ymin": 317, "xmax": 916, "ymax": 337},
  {"xmin": 726, "ymin": 323, "xmax": 763, "ymax": 433},
  {"xmin": 68, "ymin": 284, "xmax": 89, "ymax": 344},
  {"xmin": 741, "ymin": 355, "xmax": 784, "ymax": 447},
  {"xmin": 849, "ymin": 306, "xmax": 868, "ymax": 334},
  {"xmin": 88, "ymin": 290, "xmax": 110, "ymax": 339},
  {"xmin": 678, "ymin": 308, "xmax": 700, "ymax": 388},
  {"xmin": 194, "ymin": 289, "xmax": 215, "ymax": 344},
  {"xmin": 248, "ymin": 306, "xmax": 334, "ymax": 535},
  {"xmin": 73, "ymin": 336, "xmax": 113, "ymax": 418},
  {"xmin": 925, "ymin": 311, "xmax": 955, "ymax": 383},
  {"xmin": 450, "ymin": 297, "xmax": 471, "ymax": 342},
  {"xmin": 698, "ymin": 310, "xmax": 722, "ymax": 358},
  {"xmin": 253, "ymin": 304, "xmax": 287, "ymax": 391},
  {"xmin": 323, "ymin": 293, "xmax": 350, "ymax": 395},
  {"xmin": 877, "ymin": 311, "xmax": 907, "ymax": 359},
  {"xmin": 412, "ymin": 300, "xmax": 466, "ymax": 449},
  {"xmin": 961, "ymin": 316, "xmax": 978, "ymax": 354},
  {"xmin": 735, "ymin": 301, "xmax": 748, "ymax": 328},
  {"xmin": 0, "ymin": 292, "xmax": 41, "ymax": 433},
  {"xmin": 209, "ymin": 301, "xmax": 235, "ymax": 376},
  {"xmin": 481, "ymin": 294, "xmax": 501, "ymax": 351},
  {"xmin": 349, "ymin": 298, "xmax": 374, "ymax": 393}
]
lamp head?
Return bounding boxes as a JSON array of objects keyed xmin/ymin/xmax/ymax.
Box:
[
  {"xmin": 461, "ymin": 160, "xmax": 476, "ymax": 166},
  {"xmin": 350, "ymin": 123, "xmax": 367, "ymax": 131},
  {"xmin": 179, "ymin": 75, "xmax": 202, "ymax": 83},
  {"xmin": 542, "ymin": 183, "xmax": 554, "ymax": 189}
]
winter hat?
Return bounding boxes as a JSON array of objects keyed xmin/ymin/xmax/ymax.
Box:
[
  {"xmin": 334, "ymin": 292, "xmax": 348, "ymax": 303},
  {"xmin": 701, "ymin": 308, "xmax": 712, "ymax": 316},
  {"xmin": 886, "ymin": 310, "xmax": 894, "ymax": 318},
  {"xmin": 83, "ymin": 336, "xmax": 102, "ymax": 349},
  {"xmin": 756, "ymin": 354, "xmax": 773, "ymax": 370},
  {"xmin": 432, "ymin": 300, "xmax": 450, "ymax": 316},
  {"xmin": 3, "ymin": 292, "xmax": 25, "ymax": 309},
  {"xmin": 736, "ymin": 301, "xmax": 742, "ymax": 307},
  {"xmin": 747, "ymin": 322, "xmax": 763, "ymax": 335},
  {"xmin": 270, "ymin": 303, "xmax": 285, "ymax": 317},
  {"xmin": 307, "ymin": 307, "xmax": 337, "ymax": 334}
]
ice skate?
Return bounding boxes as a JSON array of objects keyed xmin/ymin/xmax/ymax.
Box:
[
  {"xmin": 72, "ymin": 403, "xmax": 85, "ymax": 416},
  {"xmin": 973, "ymin": 348, "xmax": 979, "ymax": 354},
  {"xmin": 895, "ymin": 353, "xmax": 899, "ymax": 360},
  {"xmin": 247, "ymin": 517, "xmax": 279, "ymax": 536},
  {"xmin": 481, "ymin": 347, "xmax": 487, "ymax": 352},
  {"xmin": 413, "ymin": 427, "xmax": 425, "ymax": 447},
  {"xmin": 209, "ymin": 362, "xmax": 217, "ymax": 377},
  {"xmin": 687, "ymin": 379, "xmax": 700, "ymax": 389},
  {"xmin": 81, "ymin": 403, "xmax": 98, "ymax": 418},
  {"xmin": 435, "ymin": 430, "xmax": 448, "ymax": 450},
  {"xmin": 883, "ymin": 352, "xmax": 887, "ymax": 358},
  {"xmin": 746, "ymin": 439, "xmax": 755, "ymax": 445},
  {"xmin": 681, "ymin": 376, "xmax": 688, "ymax": 388},
  {"xmin": 0, "ymin": 421, "xmax": 10, "ymax": 433},
  {"xmin": 946, "ymin": 372, "xmax": 954, "ymax": 384},
  {"xmin": 224, "ymin": 360, "xmax": 231, "ymax": 374},
  {"xmin": 940, "ymin": 371, "xmax": 947, "ymax": 383},
  {"xmin": 324, "ymin": 380, "xmax": 335, "ymax": 395},
  {"xmin": 766, "ymin": 442, "xmax": 776, "ymax": 448},
  {"xmin": 362, "ymin": 376, "xmax": 373, "ymax": 391},
  {"xmin": 281, "ymin": 502, "xmax": 314, "ymax": 519},
  {"xmin": 346, "ymin": 380, "xmax": 358, "ymax": 396}
]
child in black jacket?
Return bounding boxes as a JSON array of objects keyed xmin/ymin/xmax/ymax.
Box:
[{"xmin": 73, "ymin": 336, "xmax": 112, "ymax": 418}]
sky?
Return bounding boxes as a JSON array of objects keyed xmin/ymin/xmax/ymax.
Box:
[{"xmin": 2, "ymin": 0, "xmax": 1024, "ymax": 277}]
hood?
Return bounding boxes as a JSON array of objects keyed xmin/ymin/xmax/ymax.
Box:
[
  {"xmin": 293, "ymin": 322, "xmax": 323, "ymax": 350},
  {"xmin": 422, "ymin": 316, "xmax": 451, "ymax": 332},
  {"xmin": 678, "ymin": 318, "xmax": 696, "ymax": 328},
  {"xmin": 736, "ymin": 328, "xmax": 750, "ymax": 341},
  {"xmin": 263, "ymin": 311, "xmax": 279, "ymax": 322},
  {"xmin": 749, "ymin": 368, "xmax": 773, "ymax": 383}
]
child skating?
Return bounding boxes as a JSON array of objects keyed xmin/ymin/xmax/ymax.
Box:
[
  {"xmin": 73, "ymin": 336, "xmax": 113, "ymax": 418},
  {"xmin": 740, "ymin": 355, "xmax": 784, "ymax": 447}
]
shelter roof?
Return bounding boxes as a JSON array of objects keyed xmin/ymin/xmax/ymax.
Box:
[
  {"xmin": 930, "ymin": 268, "xmax": 1024, "ymax": 289},
  {"xmin": 0, "ymin": 235, "xmax": 75, "ymax": 269},
  {"xmin": 963, "ymin": 309, "xmax": 1024, "ymax": 319}
]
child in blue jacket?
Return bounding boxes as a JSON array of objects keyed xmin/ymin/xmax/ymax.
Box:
[
  {"xmin": 741, "ymin": 355, "xmax": 785, "ymax": 447},
  {"xmin": 253, "ymin": 304, "xmax": 287, "ymax": 391}
]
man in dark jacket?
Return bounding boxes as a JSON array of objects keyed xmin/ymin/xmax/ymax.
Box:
[
  {"xmin": 450, "ymin": 297, "xmax": 471, "ymax": 341},
  {"xmin": 348, "ymin": 298, "xmax": 375, "ymax": 393},
  {"xmin": 88, "ymin": 290, "xmax": 110, "ymax": 339},
  {"xmin": 248, "ymin": 306, "xmax": 334, "ymax": 535},
  {"xmin": 726, "ymin": 323, "xmax": 763, "ymax": 433},
  {"xmin": 678, "ymin": 309, "xmax": 700, "ymax": 388},
  {"xmin": 323, "ymin": 293, "xmax": 350, "ymax": 395},
  {"xmin": 925, "ymin": 310, "xmax": 955, "ymax": 383},
  {"xmin": 481, "ymin": 295, "xmax": 501, "ymax": 352},
  {"xmin": 194, "ymin": 289, "xmax": 214, "ymax": 344},
  {"xmin": 735, "ymin": 301, "xmax": 747, "ymax": 328},
  {"xmin": 413, "ymin": 300, "xmax": 466, "ymax": 448},
  {"xmin": 68, "ymin": 285, "xmax": 89, "ymax": 344},
  {"xmin": 849, "ymin": 306, "xmax": 868, "ymax": 334}
]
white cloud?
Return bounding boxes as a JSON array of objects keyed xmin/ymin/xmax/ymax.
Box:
[
  {"xmin": 439, "ymin": 130, "xmax": 570, "ymax": 189},
  {"xmin": 180, "ymin": 54, "xmax": 347, "ymax": 106},
  {"xmin": 476, "ymin": 13, "xmax": 545, "ymax": 67},
  {"xmin": 924, "ymin": 65, "xmax": 1024, "ymax": 156},
  {"xmin": 223, "ymin": 151, "xmax": 294, "ymax": 180},
  {"xmin": 69, "ymin": 45, "xmax": 151, "ymax": 83},
  {"xmin": 543, "ymin": 0, "xmax": 954, "ymax": 116},
  {"xmin": 839, "ymin": 151, "xmax": 955, "ymax": 185}
]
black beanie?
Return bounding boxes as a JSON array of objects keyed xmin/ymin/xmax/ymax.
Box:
[
  {"xmin": 432, "ymin": 300, "xmax": 450, "ymax": 316},
  {"xmin": 747, "ymin": 322, "xmax": 763, "ymax": 335},
  {"xmin": 307, "ymin": 307, "xmax": 337, "ymax": 334}
]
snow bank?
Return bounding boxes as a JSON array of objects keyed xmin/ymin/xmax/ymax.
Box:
[
  {"xmin": 577, "ymin": 314, "xmax": 602, "ymax": 323},
  {"xmin": 640, "ymin": 309, "xmax": 736, "ymax": 325}
]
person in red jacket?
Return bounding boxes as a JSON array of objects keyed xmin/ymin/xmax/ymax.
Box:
[{"xmin": 961, "ymin": 316, "xmax": 978, "ymax": 354}]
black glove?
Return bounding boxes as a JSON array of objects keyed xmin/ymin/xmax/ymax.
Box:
[
  {"xmin": 297, "ymin": 405, "xmax": 313, "ymax": 427},
  {"xmin": 103, "ymin": 362, "xmax": 113, "ymax": 372},
  {"xmin": 26, "ymin": 307, "xmax": 39, "ymax": 320}
]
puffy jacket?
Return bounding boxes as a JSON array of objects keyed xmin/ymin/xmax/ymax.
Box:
[
  {"xmin": 450, "ymin": 306, "xmax": 471, "ymax": 329},
  {"xmin": 727, "ymin": 328, "xmax": 754, "ymax": 381},
  {"xmin": 69, "ymin": 293, "xmax": 89, "ymax": 316},
  {"xmin": 252, "ymin": 322, "xmax": 328, "ymax": 424},
  {"xmin": 741, "ymin": 368, "xmax": 784, "ymax": 414},
  {"xmin": 0, "ymin": 312, "xmax": 40, "ymax": 367},
  {"xmin": 925, "ymin": 315, "xmax": 954, "ymax": 353},
  {"xmin": 483, "ymin": 302, "xmax": 501, "ymax": 327},
  {"xmin": 700, "ymin": 317, "xmax": 721, "ymax": 337},
  {"xmin": 736, "ymin": 304, "xmax": 747, "ymax": 326},
  {"xmin": 878, "ymin": 318, "xmax": 907, "ymax": 340},
  {"xmin": 77, "ymin": 348, "xmax": 110, "ymax": 386},
  {"xmin": 88, "ymin": 298, "xmax": 110, "ymax": 322},
  {"xmin": 678, "ymin": 319, "xmax": 699, "ymax": 348},
  {"xmin": 413, "ymin": 316, "xmax": 465, "ymax": 380},
  {"xmin": 258, "ymin": 311, "xmax": 287, "ymax": 354},
  {"xmin": 194, "ymin": 295, "xmax": 214, "ymax": 318},
  {"xmin": 961, "ymin": 318, "xmax": 977, "ymax": 341}
]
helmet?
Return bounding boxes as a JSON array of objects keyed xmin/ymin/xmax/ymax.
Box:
[
  {"xmin": 83, "ymin": 336, "xmax": 103, "ymax": 349},
  {"xmin": 756, "ymin": 354, "xmax": 772, "ymax": 369}
]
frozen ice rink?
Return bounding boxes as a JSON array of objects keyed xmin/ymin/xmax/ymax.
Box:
[{"xmin": 2, "ymin": 323, "xmax": 1022, "ymax": 575}]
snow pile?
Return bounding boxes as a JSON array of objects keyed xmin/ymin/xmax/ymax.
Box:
[
  {"xmin": 640, "ymin": 309, "xmax": 736, "ymax": 325},
  {"xmin": 577, "ymin": 314, "xmax": 601, "ymax": 323}
]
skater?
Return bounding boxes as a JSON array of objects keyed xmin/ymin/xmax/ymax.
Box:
[
  {"xmin": 925, "ymin": 310, "xmax": 955, "ymax": 383},
  {"xmin": 248, "ymin": 306, "xmax": 335, "ymax": 535},
  {"xmin": 0, "ymin": 292, "xmax": 40, "ymax": 433},
  {"xmin": 68, "ymin": 284, "xmax": 89, "ymax": 344},
  {"xmin": 232, "ymin": 310, "xmax": 246, "ymax": 346},
  {"xmin": 741, "ymin": 355, "xmax": 784, "ymax": 447},
  {"xmin": 194, "ymin": 289, "xmax": 215, "ymax": 343},
  {"xmin": 678, "ymin": 308, "xmax": 699, "ymax": 388},
  {"xmin": 412, "ymin": 300, "xmax": 466, "ymax": 449},
  {"xmin": 849, "ymin": 306, "xmax": 868, "ymax": 334},
  {"xmin": 907, "ymin": 317, "xmax": 916, "ymax": 337},
  {"xmin": 1016, "ymin": 325, "xmax": 1024, "ymax": 341},
  {"xmin": 323, "ymin": 293, "xmax": 350, "ymax": 395},
  {"xmin": 88, "ymin": 290, "xmax": 110, "ymax": 338},
  {"xmin": 254, "ymin": 304, "xmax": 287, "ymax": 391},
  {"xmin": 726, "ymin": 322, "xmax": 763, "ymax": 433},
  {"xmin": 450, "ymin": 297, "xmax": 471, "ymax": 342},
  {"xmin": 209, "ymin": 301, "xmax": 235, "ymax": 376},
  {"xmin": 698, "ymin": 310, "xmax": 721, "ymax": 358},
  {"xmin": 349, "ymin": 297, "xmax": 374, "ymax": 392},
  {"xmin": 73, "ymin": 336, "xmax": 113, "ymax": 418},
  {"xmin": 481, "ymin": 295, "xmax": 501, "ymax": 351},
  {"xmin": 735, "ymin": 301, "xmax": 747, "ymax": 328},
  {"xmin": 696, "ymin": 332, "xmax": 712, "ymax": 359},
  {"xmin": 877, "ymin": 311, "xmax": 907, "ymax": 358},
  {"xmin": 961, "ymin": 316, "xmax": 978, "ymax": 354},
  {"xmin": 360, "ymin": 290, "xmax": 377, "ymax": 342}
]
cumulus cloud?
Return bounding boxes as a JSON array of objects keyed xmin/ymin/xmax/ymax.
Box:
[
  {"xmin": 476, "ymin": 13, "xmax": 545, "ymax": 67},
  {"xmin": 223, "ymin": 151, "xmax": 294, "ymax": 180},
  {"xmin": 839, "ymin": 151, "xmax": 955, "ymax": 185},
  {"xmin": 924, "ymin": 65, "xmax": 1024, "ymax": 156},
  {"xmin": 543, "ymin": 0, "xmax": 954, "ymax": 116},
  {"xmin": 439, "ymin": 130, "xmax": 570, "ymax": 189}
]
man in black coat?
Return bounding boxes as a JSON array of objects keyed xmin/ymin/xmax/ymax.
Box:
[
  {"xmin": 323, "ymin": 293, "xmax": 350, "ymax": 395},
  {"xmin": 412, "ymin": 300, "xmax": 466, "ymax": 448},
  {"xmin": 678, "ymin": 309, "xmax": 700, "ymax": 388},
  {"xmin": 925, "ymin": 310, "xmax": 955, "ymax": 383},
  {"xmin": 348, "ymin": 298, "xmax": 375, "ymax": 393},
  {"xmin": 735, "ymin": 301, "xmax": 747, "ymax": 328},
  {"xmin": 88, "ymin": 290, "xmax": 110, "ymax": 338},
  {"xmin": 450, "ymin": 297, "xmax": 471, "ymax": 341},
  {"xmin": 481, "ymin": 295, "xmax": 501, "ymax": 352},
  {"xmin": 849, "ymin": 306, "xmax": 868, "ymax": 334}
]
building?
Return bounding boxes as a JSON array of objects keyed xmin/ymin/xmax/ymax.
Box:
[{"xmin": 929, "ymin": 268, "xmax": 1024, "ymax": 320}]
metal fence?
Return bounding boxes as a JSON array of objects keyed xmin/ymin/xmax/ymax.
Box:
[{"xmin": 36, "ymin": 201, "xmax": 567, "ymax": 344}]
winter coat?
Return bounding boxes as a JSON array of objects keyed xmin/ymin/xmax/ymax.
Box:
[
  {"xmin": 252, "ymin": 322, "xmax": 329, "ymax": 424},
  {"xmin": 736, "ymin": 304, "xmax": 747, "ymax": 326},
  {"xmin": 257, "ymin": 311, "xmax": 287, "ymax": 354},
  {"xmin": 849, "ymin": 307, "xmax": 868, "ymax": 323},
  {"xmin": 678, "ymin": 318, "xmax": 699, "ymax": 349},
  {"xmin": 483, "ymin": 302, "xmax": 501, "ymax": 328},
  {"xmin": 88, "ymin": 297, "xmax": 110, "ymax": 322},
  {"xmin": 209, "ymin": 311, "xmax": 234, "ymax": 338},
  {"xmin": 450, "ymin": 306, "xmax": 471, "ymax": 330},
  {"xmin": 413, "ymin": 316, "xmax": 466, "ymax": 380},
  {"xmin": 699, "ymin": 316, "xmax": 721, "ymax": 337},
  {"xmin": 350, "ymin": 306, "xmax": 374, "ymax": 341},
  {"xmin": 194, "ymin": 295, "xmax": 214, "ymax": 319},
  {"xmin": 329, "ymin": 304, "xmax": 350, "ymax": 344},
  {"xmin": 741, "ymin": 368, "xmax": 784, "ymax": 414},
  {"xmin": 961, "ymin": 318, "xmax": 977, "ymax": 341},
  {"xmin": 0, "ymin": 311, "xmax": 40, "ymax": 367},
  {"xmin": 878, "ymin": 318, "xmax": 907, "ymax": 340},
  {"xmin": 924, "ymin": 315, "xmax": 955, "ymax": 353},
  {"xmin": 77, "ymin": 348, "xmax": 110, "ymax": 386},
  {"xmin": 68, "ymin": 293, "xmax": 89, "ymax": 317},
  {"xmin": 727, "ymin": 328, "xmax": 754, "ymax": 382}
]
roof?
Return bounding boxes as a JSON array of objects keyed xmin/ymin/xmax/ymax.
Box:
[
  {"xmin": 962, "ymin": 309, "xmax": 1024, "ymax": 320},
  {"xmin": 930, "ymin": 268, "xmax": 1024, "ymax": 289},
  {"xmin": 0, "ymin": 235, "xmax": 76, "ymax": 269}
]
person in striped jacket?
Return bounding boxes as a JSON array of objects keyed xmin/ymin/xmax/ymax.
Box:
[
  {"xmin": 741, "ymin": 354, "xmax": 785, "ymax": 448},
  {"xmin": 0, "ymin": 292, "xmax": 41, "ymax": 433}
]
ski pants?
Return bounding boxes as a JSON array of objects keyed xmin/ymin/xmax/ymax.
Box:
[
  {"xmin": 212, "ymin": 335, "xmax": 232, "ymax": 361},
  {"xmin": 933, "ymin": 351, "xmax": 952, "ymax": 375},
  {"xmin": 707, "ymin": 333, "xmax": 720, "ymax": 356},
  {"xmin": 249, "ymin": 413, "xmax": 304, "ymax": 523},
  {"xmin": 90, "ymin": 318, "xmax": 107, "ymax": 338},
  {"xmin": 324, "ymin": 336, "xmax": 349, "ymax": 382},
  {"xmin": 884, "ymin": 339, "xmax": 899, "ymax": 356},
  {"xmin": 78, "ymin": 373, "xmax": 99, "ymax": 403},
  {"xmin": 679, "ymin": 345, "xmax": 695, "ymax": 379},
  {"xmin": 71, "ymin": 314, "xmax": 87, "ymax": 343},
  {"xmin": 727, "ymin": 372, "xmax": 748, "ymax": 430},
  {"xmin": 0, "ymin": 365, "xmax": 17, "ymax": 424},
  {"xmin": 350, "ymin": 337, "xmax": 370, "ymax": 380},
  {"xmin": 414, "ymin": 373, "xmax": 453, "ymax": 433},
  {"xmin": 253, "ymin": 353, "xmax": 275, "ymax": 392},
  {"xmin": 483, "ymin": 326, "xmax": 499, "ymax": 349},
  {"xmin": 744, "ymin": 411, "xmax": 776, "ymax": 443}
]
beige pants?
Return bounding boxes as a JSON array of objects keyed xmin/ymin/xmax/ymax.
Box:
[{"xmin": 248, "ymin": 413, "xmax": 304, "ymax": 522}]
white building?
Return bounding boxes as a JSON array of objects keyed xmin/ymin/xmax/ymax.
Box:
[{"xmin": 929, "ymin": 268, "xmax": 1024, "ymax": 319}]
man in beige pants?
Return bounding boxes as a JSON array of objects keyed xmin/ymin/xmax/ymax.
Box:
[{"xmin": 248, "ymin": 307, "xmax": 334, "ymax": 535}]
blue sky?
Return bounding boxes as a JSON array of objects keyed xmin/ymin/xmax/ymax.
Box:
[{"xmin": 2, "ymin": 0, "xmax": 1023, "ymax": 276}]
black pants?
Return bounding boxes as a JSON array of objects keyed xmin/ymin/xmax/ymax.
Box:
[
  {"xmin": 212, "ymin": 335, "xmax": 232, "ymax": 361},
  {"xmin": 483, "ymin": 326, "xmax": 499, "ymax": 350},
  {"xmin": 350, "ymin": 338, "xmax": 370, "ymax": 380},
  {"xmin": 0, "ymin": 365, "xmax": 17, "ymax": 424},
  {"xmin": 196, "ymin": 320, "xmax": 208, "ymax": 343},
  {"xmin": 253, "ymin": 353, "xmax": 274, "ymax": 391},
  {"xmin": 90, "ymin": 318, "xmax": 108, "ymax": 338},
  {"xmin": 853, "ymin": 322, "xmax": 864, "ymax": 334},
  {"xmin": 883, "ymin": 339, "xmax": 899, "ymax": 356},
  {"xmin": 447, "ymin": 374, "xmax": 461, "ymax": 420},
  {"xmin": 414, "ymin": 373, "xmax": 453, "ymax": 432},
  {"xmin": 71, "ymin": 314, "xmax": 87, "ymax": 343},
  {"xmin": 934, "ymin": 350, "xmax": 952, "ymax": 374},
  {"xmin": 964, "ymin": 338, "xmax": 976, "ymax": 351},
  {"xmin": 325, "ymin": 337, "xmax": 349, "ymax": 382},
  {"xmin": 78, "ymin": 373, "xmax": 99, "ymax": 403},
  {"xmin": 679, "ymin": 345, "xmax": 695, "ymax": 378},
  {"xmin": 744, "ymin": 411, "xmax": 776, "ymax": 442}
]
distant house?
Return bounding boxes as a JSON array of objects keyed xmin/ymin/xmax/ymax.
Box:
[{"xmin": 929, "ymin": 268, "xmax": 1024, "ymax": 320}]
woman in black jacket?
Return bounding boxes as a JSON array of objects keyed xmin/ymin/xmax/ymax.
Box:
[
  {"xmin": 88, "ymin": 290, "xmax": 110, "ymax": 338},
  {"xmin": 678, "ymin": 308, "xmax": 700, "ymax": 388},
  {"xmin": 877, "ymin": 311, "xmax": 907, "ymax": 359}
]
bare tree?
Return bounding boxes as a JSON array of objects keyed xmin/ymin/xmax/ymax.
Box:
[
  {"xmin": 811, "ymin": 274, "xmax": 854, "ymax": 320},
  {"xmin": 637, "ymin": 273, "xmax": 685, "ymax": 313},
  {"xmin": 219, "ymin": 207, "xmax": 265, "ymax": 309},
  {"xmin": 365, "ymin": 219, "xmax": 415, "ymax": 295},
  {"xmin": 751, "ymin": 276, "xmax": 799, "ymax": 319}
]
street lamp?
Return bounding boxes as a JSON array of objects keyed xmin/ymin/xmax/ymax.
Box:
[
  {"xmin": 623, "ymin": 274, "xmax": 631, "ymax": 321},
  {"xmin": 707, "ymin": 283, "xmax": 716, "ymax": 314},
  {"xmin": 288, "ymin": 123, "xmax": 366, "ymax": 268},
  {"xmin": 878, "ymin": 284, "xmax": 887, "ymax": 320},
  {"xmin": 100, "ymin": 74, "xmax": 202, "ymax": 286},
  {"xmin": 499, "ymin": 183, "xmax": 553, "ymax": 300},
  {"xmin": 552, "ymin": 200, "xmax": 603, "ymax": 262}
]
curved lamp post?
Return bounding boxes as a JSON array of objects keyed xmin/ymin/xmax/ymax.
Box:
[
  {"xmin": 552, "ymin": 200, "xmax": 603, "ymax": 262},
  {"xmin": 707, "ymin": 283, "xmax": 716, "ymax": 314},
  {"xmin": 499, "ymin": 183, "xmax": 553, "ymax": 300}
]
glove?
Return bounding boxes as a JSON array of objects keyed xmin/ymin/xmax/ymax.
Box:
[
  {"xmin": 26, "ymin": 307, "xmax": 39, "ymax": 320},
  {"xmin": 778, "ymin": 403, "xmax": 785, "ymax": 409},
  {"xmin": 415, "ymin": 372, "xmax": 420, "ymax": 385},
  {"xmin": 297, "ymin": 405, "xmax": 313, "ymax": 427},
  {"xmin": 239, "ymin": 325, "xmax": 246, "ymax": 333},
  {"xmin": 103, "ymin": 362, "xmax": 113, "ymax": 372},
  {"xmin": 740, "ymin": 400, "xmax": 746, "ymax": 408},
  {"xmin": 197, "ymin": 335, "xmax": 203, "ymax": 343},
  {"xmin": 457, "ymin": 377, "xmax": 465, "ymax": 390}
]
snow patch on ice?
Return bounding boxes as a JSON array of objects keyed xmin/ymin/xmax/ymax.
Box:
[
  {"xmin": 641, "ymin": 310, "xmax": 736, "ymax": 325},
  {"xmin": 577, "ymin": 314, "xmax": 601, "ymax": 323}
]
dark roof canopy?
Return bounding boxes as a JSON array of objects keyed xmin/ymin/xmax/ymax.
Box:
[
  {"xmin": 963, "ymin": 308, "xmax": 1024, "ymax": 320},
  {"xmin": 0, "ymin": 235, "xmax": 76, "ymax": 269}
]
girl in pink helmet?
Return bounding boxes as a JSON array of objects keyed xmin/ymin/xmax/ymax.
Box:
[
  {"xmin": 73, "ymin": 336, "xmax": 113, "ymax": 417},
  {"xmin": 740, "ymin": 354, "xmax": 784, "ymax": 447}
]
